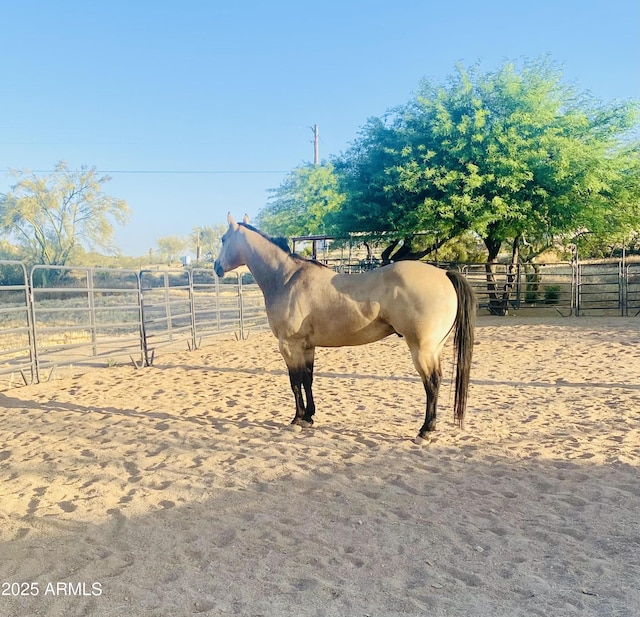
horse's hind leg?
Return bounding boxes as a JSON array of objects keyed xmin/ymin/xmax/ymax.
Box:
[
  {"xmin": 419, "ymin": 368, "xmax": 442, "ymax": 437},
  {"xmin": 408, "ymin": 341, "xmax": 443, "ymax": 438}
]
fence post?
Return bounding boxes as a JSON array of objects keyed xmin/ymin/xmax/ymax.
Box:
[
  {"xmin": 24, "ymin": 263, "xmax": 37, "ymax": 384},
  {"xmin": 187, "ymin": 268, "xmax": 197, "ymax": 351},
  {"xmin": 214, "ymin": 273, "xmax": 221, "ymax": 332},
  {"xmin": 619, "ymin": 260, "xmax": 626, "ymax": 316},
  {"xmin": 28, "ymin": 268, "xmax": 42, "ymax": 383},
  {"xmin": 87, "ymin": 268, "xmax": 98, "ymax": 357},
  {"xmin": 0, "ymin": 260, "xmax": 38, "ymax": 385},
  {"xmin": 138, "ymin": 274, "xmax": 151, "ymax": 366},
  {"xmin": 574, "ymin": 261, "xmax": 580, "ymax": 316},
  {"xmin": 238, "ymin": 273, "xmax": 245, "ymax": 340}
]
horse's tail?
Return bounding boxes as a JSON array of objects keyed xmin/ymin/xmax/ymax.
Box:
[{"xmin": 446, "ymin": 270, "xmax": 476, "ymax": 429}]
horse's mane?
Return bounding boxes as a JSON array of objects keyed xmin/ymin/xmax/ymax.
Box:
[{"xmin": 239, "ymin": 223, "xmax": 328, "ymax": 268}]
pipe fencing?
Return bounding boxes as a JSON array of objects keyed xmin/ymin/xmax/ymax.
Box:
[
  {"xmin": 0, "ymin": 262, "xmax": 269, "ymax": 388},
  {"xmin": 626, "ymin": 263, "xmax": 640, "ymax": 316},
  {"xmin": 460, "ymin": 260, "xmax": 640, "ymax": 316},
  {"xmin": 0, "ymin": 261, "xmax": 35, "ymax": 386},
  {"xmin": 0, "ymin": 259, "xmax": 638, "ymax": 388}
]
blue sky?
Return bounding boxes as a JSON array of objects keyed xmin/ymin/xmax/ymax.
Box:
[{"xmin": 2, "ymin": 0, "xmax": 638, "ymax": 256}]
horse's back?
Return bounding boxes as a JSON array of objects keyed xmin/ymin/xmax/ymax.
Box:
[
  {"xmin": 333, "ymin": 261, "xmax": 456, "ymax": 310},
  {"xmin": 371, "ymin": 261, "xmax": 459, "ymax": 344},
  {"xmin": 378, "ymin": 260, "xmax": 450, "ymax": 285}
]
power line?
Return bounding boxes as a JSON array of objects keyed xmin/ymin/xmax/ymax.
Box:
[{"xmin": 4, "ymin": 169, "xmax": 290, "ymax": 175}]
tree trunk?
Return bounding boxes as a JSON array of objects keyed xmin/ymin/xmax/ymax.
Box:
[
  {"xmin": 483, "ymin": 235, "xmax": 506, "ymax": 315},
  {"xmin": 381, "ymin": 239, "xmax": 401, "ymax": 265},
  {"xmin": 381, "ymin": 235, "xmax": 447, "ymax": 264},
  {"xmin": 506, "ymin": 235, "xmax": 521, "ymax": 310},
  {"xmin": 484, "ymin": 236, "xmax": 502, "ymax": 263}
]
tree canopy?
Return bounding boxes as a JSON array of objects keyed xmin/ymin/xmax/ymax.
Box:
[
  {"xmin": 0, "ymin": 162, "xmax": 130, "ymax": 265},
  {"xmin": 257, "ymin": 163, "xmax": 345, "ymax": 237},
  {"xmin": 260, "ymin": 59, "xmax": 640, "ymax": 263},
  {"xmin": 191, "ymin": 224, "xmax": 226, "ymax": 261},
  {"xmin": 156, "ymin": 235, "xmax": 187, "ymax": 264}
]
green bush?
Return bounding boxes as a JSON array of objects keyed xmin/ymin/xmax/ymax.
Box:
[{"xmin": 544, "ymin": 286, "xmax": 561, "ymax": 304}]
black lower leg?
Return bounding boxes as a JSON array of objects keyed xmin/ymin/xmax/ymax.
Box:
[
  {"xmin": 418, "ymin": 369, "xmax": 442, "ymax": 437},
  {"xmin": 286, "ymin": 345, "xmax": 316, "ymax": 427},
  {"xmin": 301, "ymin": 360, "xmax": 315, "ymax": 424},
  {"xmin": 289, "ymin": 368, "xmax": 306, "ymax": 424}
]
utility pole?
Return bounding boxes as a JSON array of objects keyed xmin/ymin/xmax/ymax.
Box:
[{"xmin": 312, "ymin": 124, "xmax": 319, "ymax": 165}]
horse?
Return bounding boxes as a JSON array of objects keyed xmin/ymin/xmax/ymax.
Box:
[{"xmin": 214, "ymin": 214, "xmax": 476, "ymax": 439}]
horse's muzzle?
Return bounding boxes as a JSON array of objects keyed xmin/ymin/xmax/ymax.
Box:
[{"xmin": 214, "ymin": 261, "xmax": 225, "ymax": 278}]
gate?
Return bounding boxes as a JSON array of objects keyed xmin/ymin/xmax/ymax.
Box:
[
  {"xmin": 517, "ymin": 262, "xmax": 574, "ymax": 314},
  {"xmin": 626, "ymin": 264, "xmax": 640, "ymax": 316},
  {"xmin": 139, "ymin": 269, "xmax": 195, "ymax": 364},
  {"xmin": 238, "ymin": 272, "xmax": 270, "ymax": 338},
  {"xmin": 191, "ymin": 269, "xmax": 246, "ymax": 344},
  {"xmin": 461, "ymin": 262, "xmax": 575, "ymax": 315},
  {"xmin": 461, "ymin": 263, "xmax": 512, "ymax": 314},
  {"xmin": 0, "ymin": 261, "xmax": 35, "ymax": 386},
  {"xmin": 139, "ymin": 269, "xmax": 270, "ymax": 364},
  {"xmin": 191, "ymin": 268, "xmax": 234, "ymax": 343},
  {"xmin": 29, "ymin": 266, "xmax": 144, "ymax": 379},
  {"xmin": 576, "ymin": 262, "xmax": 624, "ymax": 316}
]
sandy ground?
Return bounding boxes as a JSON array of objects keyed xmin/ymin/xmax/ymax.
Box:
[{"xmin": 0, "ymin": 315, "xmax": 639, "ymax": 617}]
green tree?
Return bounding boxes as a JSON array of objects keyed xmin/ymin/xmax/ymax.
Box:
[
  {"xmin": 257, "ymin": 163, "xmax": 345, "ymax": 237},
  {"xmin": 333, "ymin": 59, "xmax": 640, "ymax": 263},
  {"xmin": 0, "ymin": 162, "xmax": 130, "ymax": 265},
  {"xmin": 156, "ymin": 235, "xmax": 187, "ymax": 264},
  {"xmin": 191, "ymin": 224, "xmax": 226, "ymax": 262}
]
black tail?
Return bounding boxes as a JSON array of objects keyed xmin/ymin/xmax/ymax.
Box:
[{"xmin": 446, "ymin": 270, "xmax": 476, "ymax": 428}]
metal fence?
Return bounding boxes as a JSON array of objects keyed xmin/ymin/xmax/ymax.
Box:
[
  {"xmin": 0, "ymin": 262, "xmax": 269, "ymax": 387},
  {"xmin": 461, "ymin": 262, "xmax": 575, "ymax": 316},
  {"xmin": 29, "ymin": 265, "xmax": 144, "ymax": 382},
  {"xmin": 0, "ymin": 258, "xmax": 638, "ymax": 388},
  {"xmin": 0, "ymin": 261, "xmax": 35, "ymax": 386},
  {"xmin": 461, "ymin": 260, "xmax": 640, "ymax": 316},
  {"xmin": 625, "ymin": 263, "xmax": 640, "ymax": 316}
]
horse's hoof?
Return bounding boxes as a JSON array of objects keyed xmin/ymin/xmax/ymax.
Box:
[
  {"xmin": 414, "ymin": 434, "xmax": 429, "ymax": 445},
  {"xmin": 420, "ymin": 422, "xmax": 436, "ymax": 434},
  {"xmin": 300, "ymin": 419, "xmax": 314, "ymax": 428},
  {"xmin": 288, "ymin": 418, "xmax": 304, "ymax": 431}
]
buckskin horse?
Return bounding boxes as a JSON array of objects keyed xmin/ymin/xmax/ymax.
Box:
[{"xmin": 214, "ymin": 214, "xmax": 475, "ymax": 439}]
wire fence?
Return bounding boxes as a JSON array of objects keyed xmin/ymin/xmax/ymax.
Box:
[{"xmin": 0, "ymin": 258, "xmax": 638, "ymax": 388}]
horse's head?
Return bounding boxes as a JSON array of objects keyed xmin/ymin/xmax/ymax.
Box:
[{"xmin": 214, "ymin": 213, "xmax": 250, "ymax": 278}]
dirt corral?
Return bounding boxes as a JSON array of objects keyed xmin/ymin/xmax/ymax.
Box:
[{"xmin": 0, "ymin": 316, "xmax": 639, "ymax": 616}]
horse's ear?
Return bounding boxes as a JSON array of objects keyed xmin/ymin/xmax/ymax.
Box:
[
  {"xmin": 242, "ymin": 214, "xmax": 250, "ymax": 224},
  {"xmin": 227, "ymin": 212, "xmax": 239, "ymax": 230}
]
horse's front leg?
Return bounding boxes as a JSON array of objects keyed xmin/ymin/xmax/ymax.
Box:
[
  {"xmin": 287, "ymin": 365, "xmax": 307, "ymax": 424},
  {"xmin": 301, "ymin": 347, "xmax": 315, "ymax": 423},
  {"xmin": 280, "ymin": 340, "xmax": 316, "ymax": 427}
]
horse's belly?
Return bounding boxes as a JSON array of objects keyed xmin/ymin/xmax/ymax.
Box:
[{"xmin": 312, "ymin": 315, "xmax": 395, "ymax": 347}]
